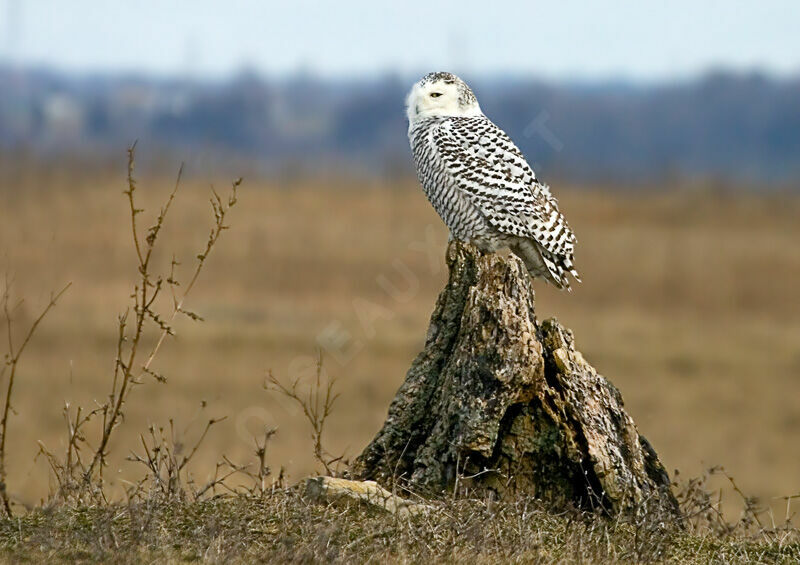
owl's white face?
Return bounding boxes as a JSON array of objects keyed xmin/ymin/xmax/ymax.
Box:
[{"xmin": 406, "ymin": 73, "xmax": 482, "ymax": 125}]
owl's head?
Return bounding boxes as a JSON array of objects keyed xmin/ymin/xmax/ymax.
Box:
[{"xmin": 406, "ymin": 72, "xmax": 482, "ymax": 123}]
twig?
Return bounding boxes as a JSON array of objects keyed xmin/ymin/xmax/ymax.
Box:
[
  {"xmin": 139, "ymin": 177, "xmax": 240, "ymax": 376},
  {"xmin": 264, "ymin": 353, "xmax": 343, "ymax": 475},
  {"xmin": 0, "ymin": 280, "xmax": 71, "ymax": 516}
]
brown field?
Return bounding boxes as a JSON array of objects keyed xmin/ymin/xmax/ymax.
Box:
[{"xmin": 1, "ymin": 163, "xmax": 799, "ymax": 516}]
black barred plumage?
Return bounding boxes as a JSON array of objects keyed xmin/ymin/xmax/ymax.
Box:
[{"xmin": 406, "ymin": 72, "xmax": 580, "ymax": 290}]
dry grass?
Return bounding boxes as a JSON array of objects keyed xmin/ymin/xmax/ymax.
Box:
[
  {"xmin": 0, "ymin": 160, "xmax": 799, "ymax": 528},
  {"xmin": 0, "ymin": 489, "xmax": 797, "ymax": 564}
]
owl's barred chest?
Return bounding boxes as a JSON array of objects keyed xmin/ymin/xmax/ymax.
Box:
[{"xmin": 409, "ymin": 119, "xmax": 495, "ymax": 242}]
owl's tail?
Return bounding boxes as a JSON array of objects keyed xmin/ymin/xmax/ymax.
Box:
[{"xmin": 510, "ymin": 239, "xmax": 580, "ymax": 291}]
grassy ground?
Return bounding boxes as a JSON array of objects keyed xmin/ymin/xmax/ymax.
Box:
[
  {"xmin": 1, "ymin": 159, "xmax": 800, "ymax": 561},
  {"xmin": 0, "ymin": 490, "xmax": 797, "ymax": 564}
]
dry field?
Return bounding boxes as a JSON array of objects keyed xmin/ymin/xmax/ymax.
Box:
[{"xmin": 1, "ymin": 161, "xmax": 799, "ymax": 517}]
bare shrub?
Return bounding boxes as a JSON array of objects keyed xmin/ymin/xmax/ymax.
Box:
[
  {"xmin": 675, "ymin": 464, "xmax": 800, "ymax": 551},
  {"xmin": 125, "ymin": 410, "xmax": 232, "ymax": 502},
  {"xmin": 37, "ymin": 144, "xmax": 240, "ymax": 504},
  {"xmin": 265, "ymin": 353, "xmax": 345, "ymax": 476},
  {"xmin": 0, "ymin": 280, "xmax": 70, "ymax": 516}
]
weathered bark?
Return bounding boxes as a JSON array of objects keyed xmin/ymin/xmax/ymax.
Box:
[{"xmin": 351, "ymin": 242, "xmax": 679, "ymax": 518}]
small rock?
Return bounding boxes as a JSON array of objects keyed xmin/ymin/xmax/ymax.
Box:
[{"xmin": 304, "ymin": 476, "xmax": 430, "ymax": 517}]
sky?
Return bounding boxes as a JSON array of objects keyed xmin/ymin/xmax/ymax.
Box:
[{"xmin": 2, "ymin": 0, "xmax": 800, "ymax": 81}]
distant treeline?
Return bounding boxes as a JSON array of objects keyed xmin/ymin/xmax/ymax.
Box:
[{"xmin": 1, "ymin": 66, "xmax": 799, "ymax": 185}]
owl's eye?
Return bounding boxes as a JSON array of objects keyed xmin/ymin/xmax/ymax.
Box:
[{"xmin": 430, "ymin": 92, "xmax": 443, "ymax": 98}]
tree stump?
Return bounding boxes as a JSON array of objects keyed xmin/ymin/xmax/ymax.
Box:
[{"xmin": 351, "ymin": 242, "xmax": 680, "ymax": 518}]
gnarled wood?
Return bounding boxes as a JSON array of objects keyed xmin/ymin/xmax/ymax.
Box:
[{"xmin": 351, "ymin": 242, "xmax": 679, "ymax": 518}]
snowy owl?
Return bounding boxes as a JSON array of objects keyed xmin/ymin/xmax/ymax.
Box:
[{"xmin": 406, "ymin": 71, "xmax": 580, "ymax": 290}]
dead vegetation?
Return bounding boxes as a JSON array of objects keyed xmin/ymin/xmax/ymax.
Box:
[
  {"xmin": 24, "ymin": 146, "xmax": 241, "ymax": 512},
  {"xmin": 0, "ymin": 280, "xmax": 71, "ymax": 515},
  {"xmin": 0, "ymin": 476, "xmax": 797, "ymax": 564},
  {"xmin": 265, "ymin": 355, "xmax": 345, "ymax": 476}
]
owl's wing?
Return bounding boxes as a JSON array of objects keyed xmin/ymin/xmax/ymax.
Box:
[{"xmin": 430, "ymin": 117, "xmax": 576, "ymax": 259}]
